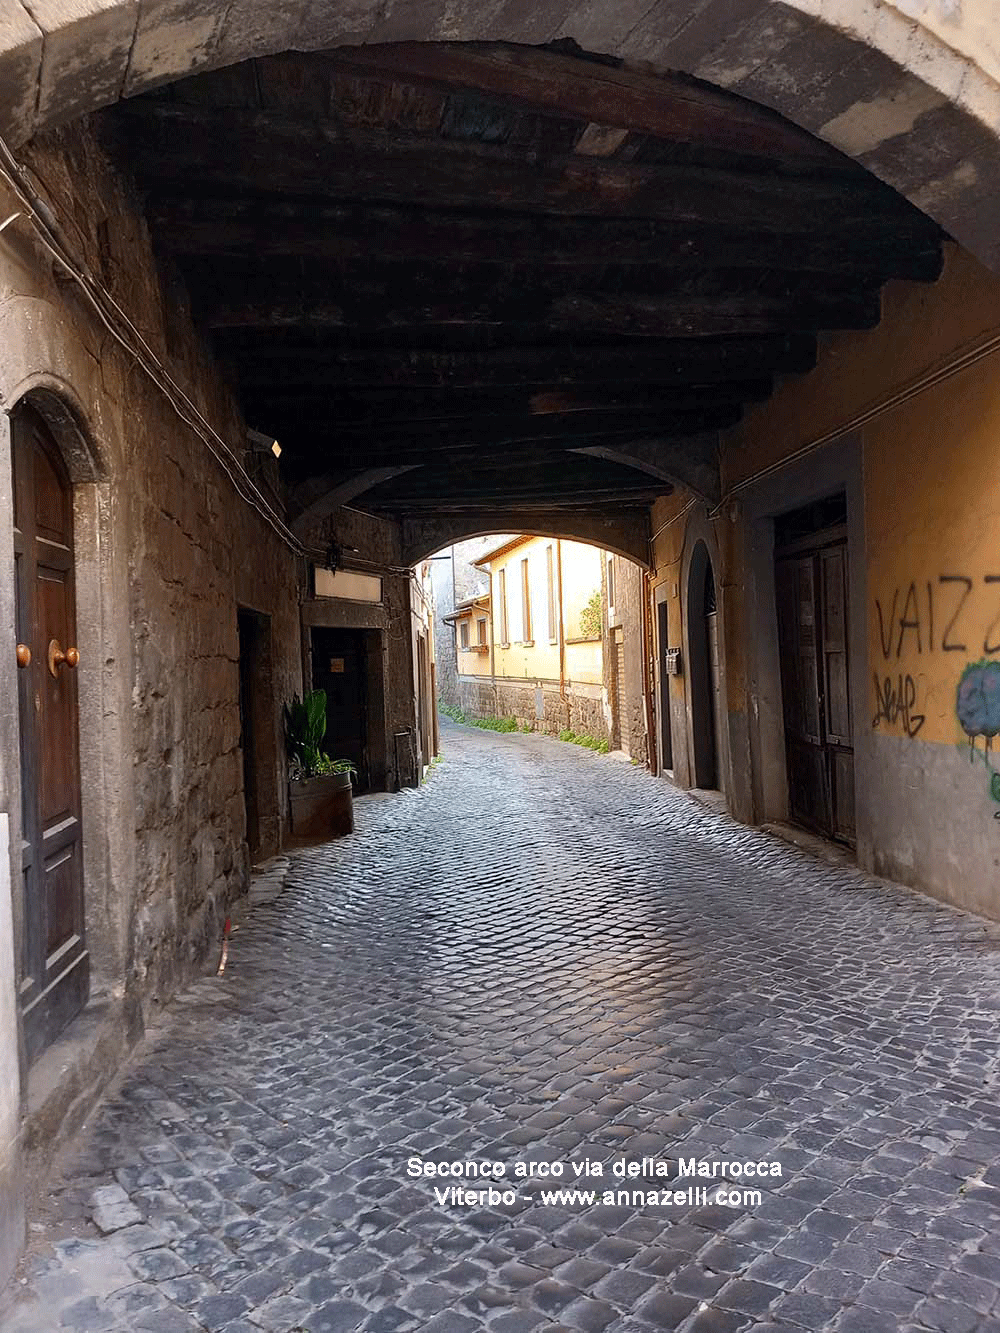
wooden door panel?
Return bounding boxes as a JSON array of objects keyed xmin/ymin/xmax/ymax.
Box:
[
  {"xmin": 776, "ymin": 532, "xmax": 855, "ymax": 845},
  {"xmin": 33, "ymin": 444, "xmax": 69, "ymax": 537},
  {"xmin": 13, "ymin": 405, "xmax": 88, "ymax": 1062},
  {"xmin": 38, "ymin": 573, "xmax": 78, "ymax": 824},
  {"xmin": 821, "ymin": 546, "xmax": 852, "ymax": 746},
  {"xmin": 44, "ymin": 848, "xmax": 78, "ymax": 955}
]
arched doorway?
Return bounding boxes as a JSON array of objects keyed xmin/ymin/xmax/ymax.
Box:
[
  {"xmin": 12, "ymin": 402, "xmax": 89, "ymax": 1061},
  {"xmin": 687, "ymin": 540, "xmax": 721, "ymax": 791}
]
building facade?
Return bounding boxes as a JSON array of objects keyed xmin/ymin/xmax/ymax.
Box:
[
  {"xmin": 440, "ymin": 535, "xmax": 647, "ymax": 753},
  {"xmin": 648, "ymin": 243, "xmax": 1000, "ymax": 919}
]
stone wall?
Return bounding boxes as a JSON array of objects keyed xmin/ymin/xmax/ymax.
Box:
[
  {"xmin": 609, "ymin": 556, "xmax": 649, "ymax": 765},
  {"xmin": 429, "ymin": 553, "xmax": 458, "ymax": 709},
  {"xmin": 0, "ymin": 115, "xmax": 305, "ymax": 1273},
  {"xmin": 306, "ymin": 506, "xmax": 422, "ymax": 789},
  {"xmin": 459, "ymin": 675, "xmax": 609, "ymax": 742}
]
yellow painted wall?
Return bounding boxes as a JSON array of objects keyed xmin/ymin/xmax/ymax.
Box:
[
  {"xmin": 726, "ymin": 244, "xmax": 1000, "ymax": 773},
  {"xmin": 727, "ymin": 245, "xmax": 1000, "ymax": 488},
  {"xmin": 865, "ymin": 355, "xmax": 1000, "ymax": 766},
  {"xmin": 454, "ymin": 608, "xmax": 491, "ymax": 678},
  {"xmin": 488, "ymin": 536, "xmax": 604, "ymax": 685}
]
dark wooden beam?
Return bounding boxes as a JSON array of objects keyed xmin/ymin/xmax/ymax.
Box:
[
  {"xmin": 199, "ymin": 281, "xmax": 880, "ymax": 335},
  {"xmin": 146, "ymin": 198, "xmax": 942, "ymax": 280},
  {"xmin": 370, "ymin": 490, "xmax": 668, "ymax": 511},
  {"xmin": 116, "ymin": 104, "xmax": 926, "ymax": 227},
  {"xmin": 215, "ymin": 335, "xmax": 818, "ymax": 388},
  {"xmin": 251, "ymin": 408, "xmax": 743, "ymax": 457},
  {"xmin": 239, "ymin": 380, "xmax": 772, "ymax": 423},
  {"xmin": 319, "ymin": 42, "xmax": 854, "ymax": 173}
]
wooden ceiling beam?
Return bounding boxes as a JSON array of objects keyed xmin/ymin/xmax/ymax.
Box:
[
  {"xmin": 238, "ymin": 380, "xmax": 772, "ymax": 422},
  {"xmin": 318, "ymin": 42, "xmax": 853, "ymax": 172},
  {"xmin": 146, "ymin": 198, "xmax": 941, "ymax": 280},
  {"xmin": 116, "ymin": 104, "xmax": 925, "ymax": 228},
  {"xmin": 216, "ymin": 335, "xmax": 818, "ymax": 387},
  {"xmin": 367, "ymin": 489, "xmax": 669, "ymax": 510},
  {"xmin": 252, "ymin": 408, "xmax": 742, "ymax": 455},
  {"xmin": 200, "ymin": 285, "xmax": 880, "ymax": 335}
]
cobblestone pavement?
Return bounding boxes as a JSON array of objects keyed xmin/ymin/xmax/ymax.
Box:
[{"xmin": 7, "ymin": 720, "xmax": 1000, "ymax": 1333}]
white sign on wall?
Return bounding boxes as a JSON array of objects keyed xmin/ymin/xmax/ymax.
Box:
[{"xmin": 314, "ymin": 567, "xmax": 383, "ymax": 603}]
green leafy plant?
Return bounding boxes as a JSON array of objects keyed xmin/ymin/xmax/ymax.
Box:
[
  {"xmin": 438, "ymin": 701, "xmax": 467, "ymax": 724},
  {"xmin": 471, "ymin": 715, "xmax": 518, "ymax": 732},
  {"xmin": 315, "ymin": 755, "xmax": 357, "ymax": 776},
  {"xmin": 285, "ymin": 689, "xmax": 327, "ymax": 776},
  {"xmin": 285, "ymin": 691, "xmax": 357, "ymax": 779},
  {"xmin": 557, "ymin": 728, "xmax": 609, "ymax": 753},
  {"xmin": 579, "ymin": 589, "xmax": 603, "ymax": 639},
  {"xmin": 519, "ymin": 722, "xmax": 533, "ymax": 733}
]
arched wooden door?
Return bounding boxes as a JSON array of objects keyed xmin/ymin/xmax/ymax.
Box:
[{"xmin": 13, "ymin": 405, "xmax": 88, "ymax": 1062}]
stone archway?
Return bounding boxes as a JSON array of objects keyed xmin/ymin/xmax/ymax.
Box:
[
  {"xmin": 2, "ymin": 2, "xmax": 1000, "ymax": 268},
  {"xmin": 400, "ymin": 509, "xmax": 652, "ymax": 568}
]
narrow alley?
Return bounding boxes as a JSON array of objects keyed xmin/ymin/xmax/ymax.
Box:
[{"xmin": 5, "ymin": 721, "xmax": 1000, "ymax": 1333}]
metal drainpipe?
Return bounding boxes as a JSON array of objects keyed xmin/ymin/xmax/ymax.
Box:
[
  {"xmin": 487, "ymin": 582, "xmax": 498, "ymax": 717},
  {"xmin": 556, "ymin": 539, "xmax": 569, "ymax": 730}
]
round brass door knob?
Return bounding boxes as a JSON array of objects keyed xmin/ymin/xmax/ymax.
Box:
[
  {"xmin": 48, "ymin": 639, "xmax": 80, "ymax": 677},
  {"xmin": 16, "ymin": 643, "xmax": 30, "ymax": 668}
]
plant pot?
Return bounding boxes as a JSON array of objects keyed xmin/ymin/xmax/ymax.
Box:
[{"xmin": 289, "ymin": 770, "xmax": 354, "ymax": 838}]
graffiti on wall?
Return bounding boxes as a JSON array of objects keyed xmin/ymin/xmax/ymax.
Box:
[
  {"xmin": 956, "ymin": 660, "xmax": 1000, "ymax": 816},
  {"xmin": 871, "ymin": 576, "xmax": 1000, "ymax": 816},
  {"xmin": 871, "ymin": 672, "xmax": 924, "ymax": 737},
  {"xmin": 874, "ymin": 574, "xmax": 1000, "ymax": 660}
]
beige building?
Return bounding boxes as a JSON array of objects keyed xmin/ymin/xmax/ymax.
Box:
[
  {"xmin": 648, "ymin": 244, "xmax": 1000, "ymax": 919},
  {"xmin": 445, "ymin": 536, "xmax": 618, "ymax": 744}
]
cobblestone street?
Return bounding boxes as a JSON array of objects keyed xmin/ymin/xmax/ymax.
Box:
[{"xmin": 6, "ymin": 720, "xmax": 1000, "ymax": 1333}]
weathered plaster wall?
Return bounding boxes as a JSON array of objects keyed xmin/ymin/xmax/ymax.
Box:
[
  {"xmin": 706, "ymin": 243, "xmax": 1000, "ymax": 916},
  {"xmin": 0, "ymin": 115, "xmax": 304, "ymax": 1262}
]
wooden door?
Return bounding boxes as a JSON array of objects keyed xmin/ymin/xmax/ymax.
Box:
[
  {"xmin": 656, "ymin": 601, "xmax": 673, "ymax": 772},
  {"xmin": 820, "ymin": 545, "xmax": 855, "ymax": 842},
  {"xmin": 13, "ymin": 405, "xmax": 88, "ymax": 1062},
  {"xmin": 775, "ymin": 537, "xmax": 855, "ymax": 843},
  {"xmin": 311, "ymin": 627, "xmax": 369, "ymax": 790}
]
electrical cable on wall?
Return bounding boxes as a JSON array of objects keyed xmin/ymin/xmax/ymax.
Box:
[{"xmin": 0, "ymin": 134, "xmax": 304, "ymax": 556}]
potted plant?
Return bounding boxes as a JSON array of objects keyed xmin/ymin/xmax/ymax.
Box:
[{"xmin": 285, "ymin": 689, "xmax": 356, "ymax": 837}]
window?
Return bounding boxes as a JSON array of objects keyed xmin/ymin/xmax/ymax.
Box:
[
  {"xmin": 499, "ymin": 568, "xmax": 509, "ymax": 644},
  {"xmin": 477, "ymin": 616, "xmax": 487, "ymax": 645},
  {"xmin": 607, "ymin": 556, "xmax": 616, "ymax": 608},
  {"xmin": 546, "ymin": 545, "xmax": 556, "ymax": 642},
  {"xmin": 521, "ymin": 557, "xmax": 532, "ymax": 642},
  {"xmin": 460, "ymin": 621, "xmax": 470, "ymax": 650}
]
